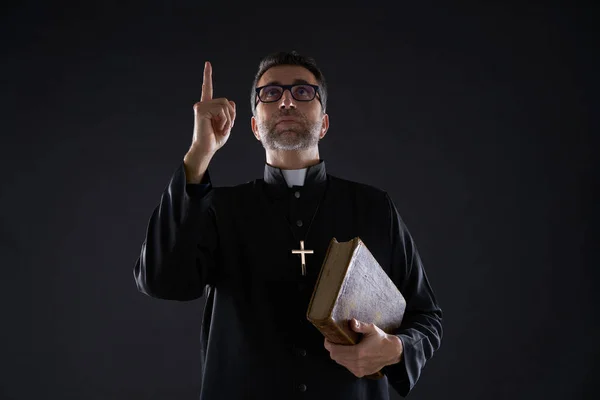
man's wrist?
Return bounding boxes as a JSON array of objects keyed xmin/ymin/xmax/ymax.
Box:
[
  {"xmin": 386, "ymin": 334, "xmax": 404, "ymax": 365},
  {"xmin": 183, "ymin": 152, "xmax": 212, "ymax": 184}
]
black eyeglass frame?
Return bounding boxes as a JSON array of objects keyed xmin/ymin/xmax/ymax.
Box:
[{"xmin": 254, "ymin": 84, "xmax": 322, "ymax": 108}]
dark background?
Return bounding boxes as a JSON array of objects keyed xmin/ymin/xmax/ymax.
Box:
[{"xmin": 1, "ymin": 2, "xmax": 597, "ymax": 399}]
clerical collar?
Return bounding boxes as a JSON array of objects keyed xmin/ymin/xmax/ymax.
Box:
[{"xmin": 263, "ymin": 160, "xmax": 327, "ymax": 187}]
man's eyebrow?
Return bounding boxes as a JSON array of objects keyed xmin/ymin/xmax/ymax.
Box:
[{"xmin": 263, "ymin": 79, "xmax": 312, "ymax": 86}]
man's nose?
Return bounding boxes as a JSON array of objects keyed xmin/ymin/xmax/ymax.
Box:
[{"xmin": 278, "ymin": 89, "xmax": 296, "ymax": 109}]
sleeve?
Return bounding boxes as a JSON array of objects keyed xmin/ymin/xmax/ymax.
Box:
[
  {"xmin": 133, "ymin": 162, "xmax": 219, "ymax": 301},
  {"xmin": 380, "ymin": 193, "xmax": 443, "ymax": 397}
]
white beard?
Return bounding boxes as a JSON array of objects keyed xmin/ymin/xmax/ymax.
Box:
[{"xmin": 258, "ymin": 116, "xmax": 321, "ymax": 151}]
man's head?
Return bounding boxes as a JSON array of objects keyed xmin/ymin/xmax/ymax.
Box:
[{"xmin": 250, "ymin": 51, "xmax": 329, "ymax": 152}]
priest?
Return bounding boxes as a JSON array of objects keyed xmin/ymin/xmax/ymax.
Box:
[{"xmin": 134, "ymin": 51, "xmax": 443, "ymax": 399}]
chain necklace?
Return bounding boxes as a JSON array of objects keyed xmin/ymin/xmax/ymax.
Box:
[{"xmin": 260, "ymin": 177, "xmax": 329, "ymax": 276}]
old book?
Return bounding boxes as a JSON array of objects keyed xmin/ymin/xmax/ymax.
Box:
[{"xmin": 306, "ymin": 237, "xmax": 406, "ymax": 379}]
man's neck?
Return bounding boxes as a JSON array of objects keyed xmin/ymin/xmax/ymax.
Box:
[{"xmin": 265, "ymin": 148, "xmax": 321, "ymax": 170}]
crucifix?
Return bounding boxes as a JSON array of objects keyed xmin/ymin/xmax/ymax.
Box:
[{"xmin": 292, "ymin": 240, "xmax": 314, "ymax": 276}]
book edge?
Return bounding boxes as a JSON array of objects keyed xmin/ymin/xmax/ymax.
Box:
[
  {"xmin": 322, "ymin": 237, "xmax": 361, "ymax": 342},
  {"xmin": 306, "ymin": 237, "xmax": 338, "ymax": 321},
  {"xmin": 327, "ymin": 237, "xmax": 359, "ymax": 321}
]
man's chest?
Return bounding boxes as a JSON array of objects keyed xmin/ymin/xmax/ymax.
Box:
[{"xmin": 212, "ymin": 187, "xmax": 391, "ymax": 295}]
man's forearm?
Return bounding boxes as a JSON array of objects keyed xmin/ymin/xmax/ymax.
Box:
[{"xmin": 183, "ymin": 149, "xmax": 213, "ymax": 184}]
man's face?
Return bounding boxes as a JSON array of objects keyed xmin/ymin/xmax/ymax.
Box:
[{"xmin": 251, "ymin": 65, "xmax": 328, "ymax": 151}]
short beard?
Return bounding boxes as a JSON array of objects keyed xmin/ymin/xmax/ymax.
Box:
[{"xmin": 257, "ymin": 111, "xmax": 321, "ymax": 151}]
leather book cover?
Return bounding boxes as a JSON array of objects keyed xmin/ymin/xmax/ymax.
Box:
[{"xmin": 306, "ymin": 237, "xmax": 407, "ymax": 379}]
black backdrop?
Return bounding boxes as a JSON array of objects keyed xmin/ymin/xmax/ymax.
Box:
[{"xmin": 1, "ymin": 3, "xmax": 597, "ymax": 399}]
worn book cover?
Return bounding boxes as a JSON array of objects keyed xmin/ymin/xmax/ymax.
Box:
[{"xmin": 306, "ymin": 237, "xmax": 406, "ymax": 379}]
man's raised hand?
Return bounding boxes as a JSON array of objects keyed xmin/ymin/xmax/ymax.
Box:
[
  {"xmin": 184, "ymin": 61, "xmax": 236, "ymax": 182},
  {"xmin": 191, "ymin": 61, "xmax": 236, "ymax": 156}
]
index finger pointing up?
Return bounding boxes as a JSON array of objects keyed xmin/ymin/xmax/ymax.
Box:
[{"xmin": 201, "ymin": 61, "xmax": 213, "ymax": 102}]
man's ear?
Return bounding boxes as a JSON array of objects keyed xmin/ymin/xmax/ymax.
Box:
[
  {"xmin": 319, "ymin": 113, "xmax": 329, "ymax": 140},
  {"xmin": 251, "ymin": 116, "xmax": 260, "ymax": 141}
]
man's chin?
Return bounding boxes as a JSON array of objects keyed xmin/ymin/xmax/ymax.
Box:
[
  {"xmin": 267, "ymin": 138, "xmax": 309, "ymax": 151},
  {"xmin": 263, "ymin": 129, "xmax": 317, "ymax": 150}
]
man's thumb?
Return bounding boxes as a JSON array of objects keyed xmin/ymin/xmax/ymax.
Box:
[{"xmin": 351, "ymin": 318, "xmax": 366, "ymax": 332}]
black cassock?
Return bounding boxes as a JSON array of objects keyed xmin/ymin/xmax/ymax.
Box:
[{"xmin": 134, "ymin": 159, "xmax": 443, "ymax": 400}]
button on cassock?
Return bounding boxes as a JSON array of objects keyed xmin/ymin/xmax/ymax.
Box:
[
  {"xmin": 296, "ymin": 220, "xmax": 303, "ymax": 227},
  {"xmin": 294, "ymin": 191, "xmax": 301, "ymax": 198},
  {"xmin": 298, "ymin": 383, "xmax": 307, "ymax": 392}
]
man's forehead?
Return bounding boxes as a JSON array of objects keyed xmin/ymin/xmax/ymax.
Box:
[{"xmin": 258, "ymin": 65, "xmax": 317, "ymax": 86}]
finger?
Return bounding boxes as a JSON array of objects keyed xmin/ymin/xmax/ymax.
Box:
[
  {"xmin": 224, "ymin": 103, "xmax": 233, "ymax": 132},
  {"xmin": 226, "ymin": 100, "xmax": 235, "ymax": 128},
  {"xmin": 201, "ymin": 61, "xmax": 213, "ymax": 102},
  {"xmin": 218, "ymin": 107, "xmax": 228, "ymax": 132},
  {"xmin": 333, "ymin": 344, "xmax": 358, "ymax": 359},
  {"xmin": 218, "ymin": 99, "xmax": 234, "ymax": 130},
  {"xmin": 230, "ymin": 101, "xmax": 236, "ymax": 127},
  {"xmin": 223, "ymin": 112, "xmax": 232, "ymax": 135},
  {"xmin": 222, "ymin": 99, "xmax": 232, "ymax": 131}
]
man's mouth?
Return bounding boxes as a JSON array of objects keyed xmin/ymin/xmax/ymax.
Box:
[{"xmin": 277, "ymin": 116, "xmax": 301, "ymax": 124}]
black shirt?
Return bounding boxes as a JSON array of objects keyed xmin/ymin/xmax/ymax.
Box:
[{"xmin": 133, "ymin": 160, "xmax": 443, "ymax": 399}]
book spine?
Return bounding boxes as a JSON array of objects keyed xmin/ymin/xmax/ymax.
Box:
[
  {"xmin": 311, "ymin": 319, "xmax": 355, "ymax": 345},
  {"xmin": 306, "ymin": 237, "xmax": 337, "ymax": 317}
]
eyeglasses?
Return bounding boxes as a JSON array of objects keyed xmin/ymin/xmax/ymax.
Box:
[{"xmin": 255, "ymin": 84, "xmax": 321, "ymax": 107}]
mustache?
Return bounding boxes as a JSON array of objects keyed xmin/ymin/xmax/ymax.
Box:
[{"xmin": 277, "ymin": 110, "xmax": 304, "ymax": 119}]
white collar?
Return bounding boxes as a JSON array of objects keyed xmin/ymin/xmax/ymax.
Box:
[{"xmin": 281, "ymin": 168, "xmax": 307, "ymax": 188}]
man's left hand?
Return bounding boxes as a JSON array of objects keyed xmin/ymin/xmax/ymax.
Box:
[{"xmin": 323, "ymin": 318, "xmax": 404, "ymax": 378}]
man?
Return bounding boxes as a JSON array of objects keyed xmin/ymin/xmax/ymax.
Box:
[{"xmin": 134, "ymin": 51, "xmax": 443, "ymax": 399}]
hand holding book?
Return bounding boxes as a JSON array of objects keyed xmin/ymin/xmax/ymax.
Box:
[
  {"xmin": 306, "ymin": 237, "xmax": 407, "ymax": 380},
  {"xmin": 323, "ymin": 318, "xmax": 404, "ymax": 378}
]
